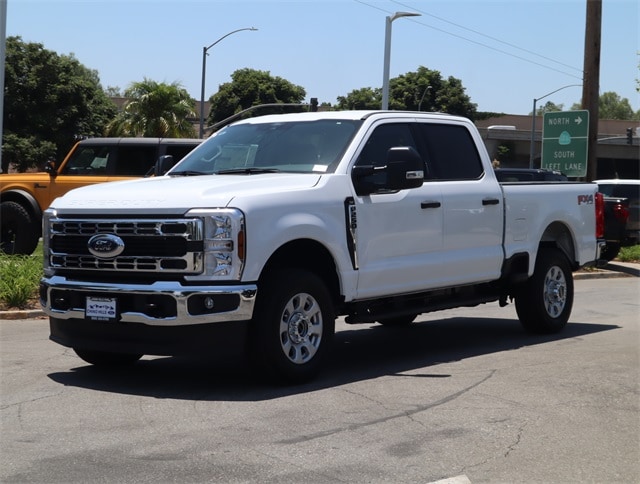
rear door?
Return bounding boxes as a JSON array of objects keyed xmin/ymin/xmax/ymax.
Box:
[{"xmin": 415, "ymin": 121, "xmax": 504, "ymax": 285}]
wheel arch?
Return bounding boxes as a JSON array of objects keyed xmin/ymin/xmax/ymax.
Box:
[
  {"xmin": 259, "ymin": 238, "xmax": 343, "ymax": 311},
  {"xmin": 539, "ymin": 221, "xmax": 578, "ymax": 270}
]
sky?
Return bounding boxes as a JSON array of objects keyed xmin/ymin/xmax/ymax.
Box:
[{"xmin": 4, "ymin": 0, "xmax": 640, "ymax": 116}]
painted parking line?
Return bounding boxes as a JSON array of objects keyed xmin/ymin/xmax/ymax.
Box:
[{"xmin": 428, "ymin": 476, "xmax": 472, "ymax": 484}]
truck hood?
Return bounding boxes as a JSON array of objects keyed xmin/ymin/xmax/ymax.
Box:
[{"xmin": 49, "ymin": 173, "xmax": 323, "ymax": 213}]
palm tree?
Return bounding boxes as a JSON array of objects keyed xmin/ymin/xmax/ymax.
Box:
[{"xmin": 106, "ymin": 79, "xmax": 197, "ymax": 137}]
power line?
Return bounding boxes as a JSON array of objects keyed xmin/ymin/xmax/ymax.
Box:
[
  {"xmin": 353, "ymin": 0, "xmax": 584, "ymax": 80},
  {"xmin": 391, "ymin": 0, "xmax": 583, "ymax": 74}
]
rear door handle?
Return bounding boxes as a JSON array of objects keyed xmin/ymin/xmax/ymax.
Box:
[
  {"xmin": 482, "ymin": 198, "xmax": 500, "ymax": 206},
  {"xmin": 421, "ymin": 201, "xmax": 441, "ymax": 209}
]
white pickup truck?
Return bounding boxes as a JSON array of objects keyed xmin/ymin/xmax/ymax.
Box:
[{"xmin": 40, "ymin": 111, "xmax": 605, "ymax": 383}]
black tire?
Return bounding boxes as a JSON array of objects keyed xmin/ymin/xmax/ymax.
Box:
[
  {"xmin": 377, "ymin": 314, "xmax": 418, "ymax": 326},
  {"xmin": 0, "ymin": 201, "xmax": 40, "ymax": 255},
  {"xmin": 249, "ymin": 268, "xmax": 335, "ymax": 384},
  {"xmin": 73, "ymin": 348, "xmax": 143, "ymax": 366},
  {"xmin": 600, "ymin": 242, "xmax": 620, "ymax": 262},
  {"xmin": 515, "ymin": 248, "xmax": 574, "ymax": 334}
]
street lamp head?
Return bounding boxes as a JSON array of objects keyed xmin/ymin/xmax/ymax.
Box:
[
  {"xmin": 200, "ymin": 27, "xmax": 259, "ymax": 138},
  {"xmin": 389, "ymin": 11, "xmax": 421, "ymax": 22}
]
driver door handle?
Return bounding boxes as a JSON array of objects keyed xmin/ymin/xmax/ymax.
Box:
[{"xmin": 421, "ymin": 201, "xmax": 441, "ymax": 209}]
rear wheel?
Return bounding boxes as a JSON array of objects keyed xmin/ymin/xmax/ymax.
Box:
[
  {"xmin": 0, "ymin": 201, "xmax": 40, "ymax": 255},
  {"xmin": 249, "ymin": 268, "xmax": 334, "ymax": 384},
  {"xmin": 515, "ymin": 248, "xmax": 573, "ymax": 334},
  {"xmin": 74, "ymin": 349, "xmax": 143, "ymax": 366}
]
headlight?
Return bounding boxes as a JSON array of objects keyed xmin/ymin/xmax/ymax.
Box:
[{"xmin": 185, "ymin": 208, "xmax": 246, "ymax": 281}]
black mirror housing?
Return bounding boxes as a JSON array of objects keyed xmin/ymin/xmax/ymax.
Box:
[
  {"xmin": 385, "ymin": 146, "xmax": 424, "ymax": 191},
  {"xmin": 154, "ymin": 155, "xmax": 176, "ymax": 176},
  {"xmin": 352, "ymin": 146, "xmax": 424, "ymax": 195},
  {"xmin": 44, "ymin": 160, "xmax": 57, "ymax": 177}
]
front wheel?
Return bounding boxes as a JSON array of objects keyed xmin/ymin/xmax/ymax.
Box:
[
  {"xmin": 515, "ymin": 248, "xmax": 574, "ymax": 334},
  {"xmin": 0, "ymin": 201, "xmax": 40, "ymax": 255},
  {"xmin": 249, "ymin": 269, "xmax": 335, "ymax": 384},
  {"xmin": 74, "ymin": 349, "xmax": 143, "ymax": 366}
]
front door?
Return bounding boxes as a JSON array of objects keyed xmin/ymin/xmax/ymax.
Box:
[{"xmin": 351, "ymin": 122, "xmax": 444, "ymax": 299}]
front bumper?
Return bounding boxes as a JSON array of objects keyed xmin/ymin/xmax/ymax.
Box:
[{"xmin": 40, "ymin": 275, "xmax": 257, "ymax": 326}]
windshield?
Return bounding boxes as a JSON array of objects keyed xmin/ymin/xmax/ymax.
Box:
[{"xmin": 171, "ymin": 119, "xmax": 362, "ymax": 175}]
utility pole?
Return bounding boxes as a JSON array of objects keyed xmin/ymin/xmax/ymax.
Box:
[
  {"xmin": 582, "ymin": 0, "xmax": 602, "ymax": 182},
  {"xmin": 1, "ymin": 0, "xmax": 7, "ymax": 172}
]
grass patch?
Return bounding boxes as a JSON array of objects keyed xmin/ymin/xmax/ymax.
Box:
[
  {"xmin": 0, "ymin": 244, "xmax": 44, "ymax": 310},
  {"xmin": 0, "ymin": 255, "xmax": 43, "ymax": 309},
  {"xmin": 617, "ymin": 245, "xmax": 640, "ymax": 262}
]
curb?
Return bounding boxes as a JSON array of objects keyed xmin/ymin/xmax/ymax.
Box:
[
  {"xmin": 1, "ymin": 264, "xmax": 638, "ymax": 320},
  {"xmin": 0, "ymin": 309, "xmax": 46, "ymax": 320}
]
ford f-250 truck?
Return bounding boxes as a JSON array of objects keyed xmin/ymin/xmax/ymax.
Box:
[{"xmin": 40, "ymin": 111, "xmax": 605, "ymax": 383}]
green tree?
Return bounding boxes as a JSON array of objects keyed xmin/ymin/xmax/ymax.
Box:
[
  {"xmin": 105, "ymin": 79, "xmax": 196, "ymax": 137},
  {"xmin": 533, "ymin": 101, "xmax": 564, "ymax": 115},
  {"xmin": 336, "ymin": 66, "xmax": 477, "ymax": 119},
  {"xmin": 104, "ymin": 86, "xmax": 123, "ymax": 97},
  {"xmin": 336, "ymin": 87, "xmax": 381, "ymax": 110},
  {"xmin": 571, "ymin": 91, "xmax": 638, "ymax": 120},
  {"xmin": 207, "ymin": 68, "xmax": 306, "ymax": 125},
  {"xmin": 598, "ymin": 92, "xmax": 636, "ymax": 120},
  {"xmin": 2, "ymin": 36, "xmax": 117, "ymax": 173}
]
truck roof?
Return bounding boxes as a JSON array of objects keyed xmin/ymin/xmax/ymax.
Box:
[{"xmin": 229, "ymin": 110, "xmax": 461, "ymax": 125}]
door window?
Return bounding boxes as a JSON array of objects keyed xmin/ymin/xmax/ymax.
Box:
[{"xmin": 60, "ymin": 146, "xmax": 111, "ymax": 175}]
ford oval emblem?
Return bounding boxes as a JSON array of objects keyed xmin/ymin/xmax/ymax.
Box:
[{"xmin": 87, "ymin": 234, "xmax": 125, "ymax": 258}]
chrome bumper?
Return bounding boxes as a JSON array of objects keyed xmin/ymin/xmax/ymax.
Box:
[{"xmin": 40, "ymin": 275, "xmax": 257, "ymax": 326}]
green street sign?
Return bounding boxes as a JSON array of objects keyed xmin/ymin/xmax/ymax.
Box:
[{"xmin": 541, "ymin": 110, "xmax": 589, "ymax": 177}]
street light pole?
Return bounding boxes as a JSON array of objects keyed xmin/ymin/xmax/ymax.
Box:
[
  {"xmin": 199, "ymin": 27, "xmax": 257, "ymax": 138},
  {"xmin": 528, "ymin": 83, "xmax": 582, "ymax": 168},
  {"xmin": 381, "ymin": 11, "xmax": 421, "ymax": 110}
]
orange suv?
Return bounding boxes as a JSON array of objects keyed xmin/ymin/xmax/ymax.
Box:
[{"xmin": 0, "ymin": 137, "xmax": 201, "ymax": 254}]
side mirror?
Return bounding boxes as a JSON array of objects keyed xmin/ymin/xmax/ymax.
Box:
[
  {"xmin": 44, "ymin": 160, "xmax": 57, "ymax": 177},
  {"xmin": 154, "ymin": 155, "xmax": 176, "ymax": 176},
  {"xmin": 352, "ymin": 146, "xmax": 424, "ymax": 196},
  {"xmin": 385, "ymin": 146, "xmax": 424, "ymax": 191}
]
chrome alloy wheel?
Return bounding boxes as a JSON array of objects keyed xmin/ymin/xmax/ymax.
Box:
[
  {"xmin": 279, "ymin": 292, "xmax": 323, "ymax": 364},
  {"xmin": 543, "ymin": 264, "xmax": 567, "ymax": 318}
]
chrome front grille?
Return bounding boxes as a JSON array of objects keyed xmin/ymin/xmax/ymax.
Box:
[{"xmin": 48, "ymin": 218, "xmax": 204, "ymax": 273}]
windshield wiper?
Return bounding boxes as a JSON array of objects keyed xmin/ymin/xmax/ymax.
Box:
[
  {"xmin": 216, "ymin": 168, "xmax": 281, "ymax": 175},
  {"xmin": 169, "ymin": 170, "xmax": 209, "ymax": 177}
]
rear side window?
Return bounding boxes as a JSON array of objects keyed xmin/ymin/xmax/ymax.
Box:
[
  {"xmin": 113, "ymin": 146, "xmax": 157, "ymax": 176},
  {"xmin": 416, "ymin": 124, "xmax": 484, "ymax": 180}
]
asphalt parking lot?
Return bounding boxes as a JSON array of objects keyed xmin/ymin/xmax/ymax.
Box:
[{"xmin": 1, "ymin": 269, "xmax": 638, "ymax": 483}]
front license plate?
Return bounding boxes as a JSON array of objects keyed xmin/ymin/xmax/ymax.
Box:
[{"xmin": 86, "ymin": 297, "xmax": 118, "ymax": 321}]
